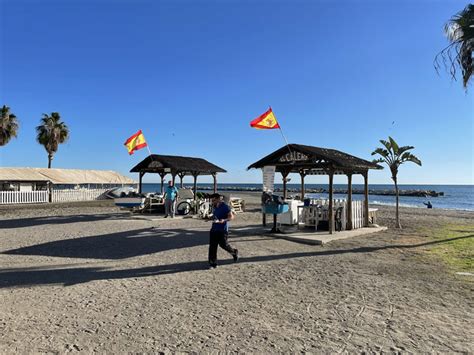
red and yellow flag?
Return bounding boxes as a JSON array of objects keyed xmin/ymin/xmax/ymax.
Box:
[
  {"xmin": 124, "ymin": 130, "xmax": 148, "ymax": 155},
  {"xmin": 250, "ymin": 108, "xmax": 280, "ymax": 129}
]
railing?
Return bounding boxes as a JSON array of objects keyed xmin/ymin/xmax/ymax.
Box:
[
  {"xmin": 51, "ymin": 189, "xmax": 109, "ymax": 203},
  {"xmin": 351, "ymin": 200, "xmax": 364, "ymax": 229},
  {"xmin": 302, "ymin": 198, "xmax": 365, "ymax": 230},
  {"xmin": 0, "ymin": 189, "xmax": 110, "ymax": 205},
  {"xmin": 0, "ymin": 191, "xmax": 49, "ymax": 204}
]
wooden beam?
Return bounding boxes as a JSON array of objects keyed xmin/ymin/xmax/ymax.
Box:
[
  {"xmin": 363, "ymin": 170, "xmax": 369, "ymax": 227},
  {"xmin": 138, "ymin": 171, "xmax": 145, "ymax": 194},
  {"xmin": 281, "ymin": 170, "xmax": 290, "ymax": 200},
  {"xmin": 346, "ymin": 173, "xmax": 353, "ymax": 230},
  {"xmin": 300, "ymin": 170, "xmax": 306, "ymax": 200},
  {"xmin": 178, "ymin": 172, "xmax": 186, "ymax": 188},
  {"xmin": 159, "ymin": 172, "xmax": 166, "ymax": 194},
  {"xmin": 328, "ymin": 170, "xmax": 334, "ymax": 234},
  {"xmin": 193, "ymin": 173, "xmax": 198, "ymax": 200},
  {"xmin": 212, "ymin": 173, "xmax": 217, "ymax": 193}
]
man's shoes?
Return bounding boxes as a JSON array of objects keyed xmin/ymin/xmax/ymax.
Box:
[
  {"xmin": 233, "ymin": 249, "xmax": 239, "ymax": 262},
  {"xmin": 209, "ymin": 264, "xmax": 217, "ymax": 269},
  {"xmin": 164, "ymin": 215, "xmax": 168, "ymax": 218}
]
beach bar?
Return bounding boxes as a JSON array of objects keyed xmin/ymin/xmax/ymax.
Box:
[
  {"xmin": 248, "ymin": 144, "xmax": 382, "ymax": 234},
  {"xmin": 130, "ymin": 154, "xmax": 226, "ymax": 198}
]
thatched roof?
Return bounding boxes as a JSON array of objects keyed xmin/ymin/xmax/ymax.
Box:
[
  {"xmin": 247, "ymin": 144, "xmax": 382, "ymax": 175},
  {"xmin": 130, "ymin": 155, "xmax": 226, "ymax": 176},
  {"xmin": 0, "ymin": 168, "xmax": 135, "ymax": 185}
]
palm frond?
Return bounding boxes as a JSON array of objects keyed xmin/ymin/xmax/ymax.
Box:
[
  {"xmin": 36, "ymin": 112, "xmax": 70, "ymax": 157},
  {"xmin": 400, "ymin": 152, "xmax": 422, "ymax": 166},
  {"xmin": 435, "ymin": 4, "xmax": 474, "ymax": 89},
  {"xmin": 397, "ymin": 145, "xmax": 415, "ymax": 155},
  {"xmin": 388, "ymin": 136, "xmax": 399, "ymax": 154},
  {"xmin": 0, "ymin": 105, "xmax": 19, "ymax": 146},
  {"xmin": 379, "ymin": 139, "xmax": 391, "ymax": 151}
]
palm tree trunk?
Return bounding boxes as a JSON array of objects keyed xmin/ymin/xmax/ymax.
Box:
[
  {"xmin": 393, "ymin": 176, "xmax": 402, "ymax": 229},
  {"xmin": 48, "ymin": 154, "xmax": 53, "ymax": 169}
]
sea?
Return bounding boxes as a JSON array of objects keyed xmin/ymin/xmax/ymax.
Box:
[{"xmin": 142, "ymin": 183, "xmax": 474, "ymax": 211}]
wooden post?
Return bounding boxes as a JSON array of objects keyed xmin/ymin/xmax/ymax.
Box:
[
  {"xmin": 48, "ymin": 181, "xmax": 52, "ymax": 203},
  {"xmin": 138, "ymin": 172, "xmax": 145, "ymax": 194},
  {"xmin": 363, "ymin": 171, "xmax": 369, "ymax": 227},
  {"xmin": 346, "ymin": 173, "xmax": 353, "ymax": 230},
  {"xmin": 282, "ymin": 171, "xmax": 290, "ymax": 200},
  {"xmin": 328, "ymin": 170, "xmax": 334, "ymax": 234},
  {"xmin": 172, "ymin": 173, "xmax": 176, "ymax": 186},
  {"xmin": 193, "ymin": 173, "xmax": 198, "ymax": 200},
  {"xmin": 178, "ymin": 172, "xmax": 185, "ymax": 188},
  {"xmin": 159, "ymin": 172, "xmax": 166, "ymax": 194},
  {"xmin": 212, "ymin": 173, "xmax": 217, "ymax": 193},
  {"xmin": 300, "ymin": 170, "xmax": 306, "ymax": 200}
]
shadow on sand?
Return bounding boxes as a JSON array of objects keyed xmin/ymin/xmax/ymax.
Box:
[
  {"xmin": 0, "ymin": 213, "xmax": 130, "ymax": 229},
  {"xmin": 3, "ymin": 227, "xmax": 211, "ymax": 260},
  {"xmin": 0, "ymin": 228, "xmax": 471, "ymax": 288}
]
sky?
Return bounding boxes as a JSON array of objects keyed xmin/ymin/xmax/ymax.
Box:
[{"xmin": 0, "ymin": 0, "xmax": 472, "ymax": 185}]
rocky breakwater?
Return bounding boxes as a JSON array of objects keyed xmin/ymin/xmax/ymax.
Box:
[{"xmin": 193, "ymin": 186, "xmax": 444, "ymax": 197}]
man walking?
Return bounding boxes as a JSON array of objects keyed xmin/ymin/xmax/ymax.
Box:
[
  {"xmin": 208, "ymin": 193, "xmax": 238, "ymax": 268},
  {"xmin": 164, "ymin": 180, "xmax": 179, "ymax": 218}
]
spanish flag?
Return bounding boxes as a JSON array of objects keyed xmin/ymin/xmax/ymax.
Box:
[
  {"xmin": 250, "ymin": 108, "xmax": 280, "ymax": 129},
  {"xmin": 124, "ymin": 130, "xmax": 148, "ymax": 155}
]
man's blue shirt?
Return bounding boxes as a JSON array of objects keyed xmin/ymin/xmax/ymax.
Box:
[
  {"xmin": 211, "ymin": 202, "xmax": 231, "ymax": 232},
  {"xmin": 165, "ymin": 186, "xmax": 178, "ymax": 201}
]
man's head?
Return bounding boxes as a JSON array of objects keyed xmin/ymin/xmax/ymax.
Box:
[
  {"xmin": 168, "ymin": 180, "xmax": 173, "ymax": 187},
  {"xmin": 209, "ymin": 193, "xmax": 222, "ymax": 206}
]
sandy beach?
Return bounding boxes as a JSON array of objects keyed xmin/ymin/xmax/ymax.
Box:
[{"xmin": 0, "ymin": 193, "xmax": 473, "ymax": 353}]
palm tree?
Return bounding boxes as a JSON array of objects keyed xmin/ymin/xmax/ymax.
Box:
[
  {"xmin": 435, "ymin": 4, "xmax": 474, "ymax": 89},
  {"xmin": 371, "ymin": 137, "xmax": 422, "ymax": 229},
  {"xmin": 0, "ymin": 105, "xmax": 19, "ymax": 146},
  {"xmin": 36, "ymin": 112, "xmax": 70, "ymax": 168}
]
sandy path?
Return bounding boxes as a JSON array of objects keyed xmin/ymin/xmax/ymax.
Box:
[{"xmin": 0, "ymin": 200, "xmax": 472, "ymax": 353}]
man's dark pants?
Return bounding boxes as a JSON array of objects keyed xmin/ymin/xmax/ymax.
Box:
[{"xmin": 209, "ymin": 231, "xmax": 236, "ymax": 266}]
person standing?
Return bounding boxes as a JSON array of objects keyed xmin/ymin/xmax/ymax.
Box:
[
  {"xmin": 164, "ymin": 180, "xmax": 179, "ymax": 218},
  {"xmin": 208, "ymin": 193, "xmax": 238, "ymax": 268}
]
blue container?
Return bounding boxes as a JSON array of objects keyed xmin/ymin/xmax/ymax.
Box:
[{"xmin": 263, "ymin": 203, "xmax": 289, "ymax": 214}]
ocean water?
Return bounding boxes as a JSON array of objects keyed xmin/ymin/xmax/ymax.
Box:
[{"xmin": 142, "ymin": 183, "xmax": 474, "ymax": 211}]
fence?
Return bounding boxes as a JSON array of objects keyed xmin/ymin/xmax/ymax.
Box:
[
  {"xmin": 52, "ymin": 189, "xmax": 109, "ymax": 203},
  {"xmin": 351, "ymin": 200, "xmax": 364, "ymax": 229},
  {"xmin": 0, "ymin": 189, "xmax": 109, "ymax": 205},
  {"xmin": 0, "ymin": 191, "xmax": 49, "ymax": 204},
  {"xmin": 304, "ymin": 198, "xmax": 365, "ymax": 230}
]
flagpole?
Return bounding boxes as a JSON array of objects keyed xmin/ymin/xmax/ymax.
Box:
[{"xmin": 270, "ymin": 106, "xmax": 292, "ymax": 156}]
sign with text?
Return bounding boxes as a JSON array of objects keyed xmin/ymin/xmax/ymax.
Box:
[
  {"xmin": 278, "ymin": 151, "xmax": 309, "ymax": 163},
  {"xmin": 262, "ymin": 166, "xmax": 276, "ymax": 193}
]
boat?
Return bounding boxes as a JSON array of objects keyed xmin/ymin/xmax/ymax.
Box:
[
  {"xmin": 114, "ymin": 196, "xmax": 145, "ymax": 209},
  {"xmin": 105, "ymin": 186, "xmax": 137, "ymax": 199}
]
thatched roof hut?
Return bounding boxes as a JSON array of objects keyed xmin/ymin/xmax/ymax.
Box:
[
  {"xmin": 248, "ymin": 144, "xmax": 382, "ymax": 233},
  {"xmin": 130, "ymin": 154, "xmax": 226, "ymax": 195},
  {"xmin": 247, "ymin": 144, "xmax": 381, "ymax": 174}
]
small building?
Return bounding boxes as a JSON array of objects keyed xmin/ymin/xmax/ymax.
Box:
[{"xmin": 0, "ymin": 167, "xmax": 135, "ymax": 191}]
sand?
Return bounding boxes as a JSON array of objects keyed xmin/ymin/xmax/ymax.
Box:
[{"xmin": 0, "ymin": 194, "xmax": 473, "ymax": 353}]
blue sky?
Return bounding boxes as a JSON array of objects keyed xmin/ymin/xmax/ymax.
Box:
[{"xmin": 0, "ymin": 0, "xmax": 472, "ymax": 185}]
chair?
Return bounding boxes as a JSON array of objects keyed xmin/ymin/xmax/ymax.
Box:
[
  {"xmin": 335, "ymin": 206, "xmax": 344, "ymax": 232},
  {"xmin": 303, "ymin": 205, "xmax": 320, "ymax": 230}
]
